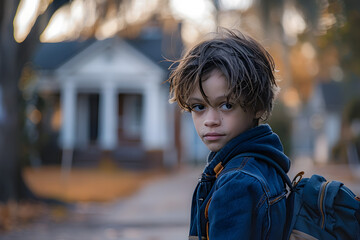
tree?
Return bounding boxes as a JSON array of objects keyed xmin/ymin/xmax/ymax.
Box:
[
  {"xmin": 0, "ymin": 0, "xmax": 71, "ymax": 203},
  {"xmin": 317, "ymin": 0, "xmax": 360, "ymax": 80}
]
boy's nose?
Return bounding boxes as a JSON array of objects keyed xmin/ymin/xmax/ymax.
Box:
[{"xmin": 204, "ymin": 109, "xmax": 221, "ymax": 127}]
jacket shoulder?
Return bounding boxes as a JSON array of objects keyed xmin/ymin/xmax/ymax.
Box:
[{"xmin": 217, "ymin": 156, "xmax": 285, "ymax": 201}]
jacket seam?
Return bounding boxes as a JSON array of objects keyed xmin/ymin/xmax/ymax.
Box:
[
  {"xmin": 269, "ymin": 191, "xmax": 286, "ymax": 205},
  {"xmin": 257, "ymin": 192, "xmax": 267, "ymax": 209},
  {"xmin": 216, "ymin": 157, "xmax": 250, "ymax": 178},
  {"xmin": 216, "ymin": 169, "xmax": 270, "ymax": 210}
]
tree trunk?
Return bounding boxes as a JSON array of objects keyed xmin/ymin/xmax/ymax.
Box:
[
  {"xmin": 0, "ymin": 0, "xmax": 22, "ymax": 202},
  {"xmin": 0, "ymin": 0, "xmax": 64, "ymax": 203}
]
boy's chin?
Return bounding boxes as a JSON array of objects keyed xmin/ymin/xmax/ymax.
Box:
[{"xmin": 205, "ymin": 143, "xmax": 224, "ymax": 152}]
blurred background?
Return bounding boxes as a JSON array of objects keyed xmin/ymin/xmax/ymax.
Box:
[{"xmin": 0, "ymin": 0, "xmax": 360, "ymax": 239}]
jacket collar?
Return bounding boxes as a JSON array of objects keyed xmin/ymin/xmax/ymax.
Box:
[{"xmin": 202, "ymin": 124, "xmax": 290, "ymax": 177}]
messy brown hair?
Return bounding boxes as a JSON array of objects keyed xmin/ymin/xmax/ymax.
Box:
[{"xmin": 167, "ymin": 28, "xmax": 279, "ymax": 120}]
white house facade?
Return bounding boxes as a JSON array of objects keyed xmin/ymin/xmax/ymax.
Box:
[{"xmin": 33, "ymin": 36, "xmax": 179, "ymax": 168}]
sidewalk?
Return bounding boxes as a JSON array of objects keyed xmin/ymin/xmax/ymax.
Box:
[{"xmin": 0, "ymin": 166, "xmax": 202, "ymax": 240}]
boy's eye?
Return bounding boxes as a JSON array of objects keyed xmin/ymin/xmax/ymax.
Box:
[
  {"xmin": 220, "ymin": 103, "xmax": 233, "ymax": 110},
  {"xmin": 191, "ymin": 104, "xmax": 205, "ymax": 112}
]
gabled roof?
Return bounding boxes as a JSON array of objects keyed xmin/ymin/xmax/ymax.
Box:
[
  {"xmin": 32, "ymin": 26, "xmax": 183, "ymax": 72},
  {"xmin": 32, "ymin": 39, "xmax": 95, "ymax": 70}
]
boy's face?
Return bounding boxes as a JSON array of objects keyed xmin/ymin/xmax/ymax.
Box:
[{"xmin": 188, "ymin": 69, "xmax": 258, "ymax": 152}]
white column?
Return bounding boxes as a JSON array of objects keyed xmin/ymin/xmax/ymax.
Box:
[
  {"xmin": 163, "ymin": 101, "xmax": 178, "ymax": 168},
  {"xmin": 142, "ymin": 82, "xmax": 163, "ymax": 150},
  {"xmin": 60, "ymin": 81, "xmax": 76, "ymax": 149},
  {"xmin": 99, "ymin": 81, "xmax": 118, "ymax": 150}
]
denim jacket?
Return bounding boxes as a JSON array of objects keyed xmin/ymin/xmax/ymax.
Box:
[{"xmin": 189, "ymin": 124, "xmax": 291, "ymax": 240}]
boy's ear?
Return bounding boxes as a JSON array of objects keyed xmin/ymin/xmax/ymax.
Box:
[{"xmin": 255, "ymin": 110, "xmax": 265, "ymax": 119}]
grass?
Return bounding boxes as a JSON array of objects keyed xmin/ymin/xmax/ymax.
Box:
[{"xmin": 23, "ymin": 166, "xmax": 165, "ymax": 203}]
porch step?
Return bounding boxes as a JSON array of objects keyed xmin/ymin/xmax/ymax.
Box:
[{"xmin": 71, "ymin": 145, "xmax": 161, "ymax": 170}]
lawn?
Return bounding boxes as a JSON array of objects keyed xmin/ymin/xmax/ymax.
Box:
[{"xmin": 23, "ymin": 166, "xmax": 165, "ymax": 202}]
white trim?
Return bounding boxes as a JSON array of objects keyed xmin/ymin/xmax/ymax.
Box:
[
  {"xmin": 55, "ymin": 37, "xmax": 164, "ymax": 79},
  {"xmin": 60, "ymin": 80, "xmax": 76, "ymax": 149},
  {"xmin": 99, "ymin": 80, "xmax": 118, "ymax": 150}
]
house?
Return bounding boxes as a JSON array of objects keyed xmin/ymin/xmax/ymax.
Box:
[
  {"xmin": 30, "ymin": 25, "xmax": 186, "ymax": 169},
  {"xmin": 291, "ymin": 81, "xmax": 344, "ymax": 163}
]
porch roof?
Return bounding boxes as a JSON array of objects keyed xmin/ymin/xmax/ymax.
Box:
[{"xmin": 32, "ymin": 28, "xmax": 181, "ymax": 73}]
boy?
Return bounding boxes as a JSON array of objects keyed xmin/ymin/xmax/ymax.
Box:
[{"xmin": 167, "ymin": 29, "xmax": 291, "ymax": 240}]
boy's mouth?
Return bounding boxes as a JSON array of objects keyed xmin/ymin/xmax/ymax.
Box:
[{"xmin": 203, "ymin": 133, "xmax": 225, "ymax": 141}]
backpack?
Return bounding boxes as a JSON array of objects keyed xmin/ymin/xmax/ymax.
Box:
[
  {"xmin": 228, "ymin": 153, "xmax": 360, "ymax": 239},
  {"xmin": 283, "ymin": 171, "xmax": 360, "ymax": 240}
]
